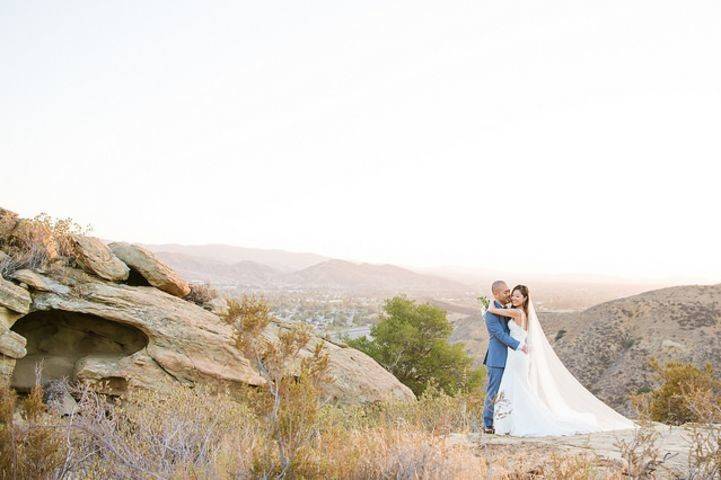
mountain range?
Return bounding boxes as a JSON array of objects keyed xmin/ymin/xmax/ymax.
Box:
[{"xmin": 145, "ymin": 245, "xmax": 472, "ymax": 295}]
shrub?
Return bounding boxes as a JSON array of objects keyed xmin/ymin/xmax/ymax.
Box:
[
  {"xmin": 555, "ymin": 329, "xmax": 567, "ymax": 341},
  {"xmin": 184, "ymin": 282, "xmax": 218, "ymax": 305},
  {"xmin": 347, "ymin": 295, "xmax": 484, "ymax": 397},
  {"xmin": 0, "ymin": 372, "xmax": 65, "ymax": 480},
  {"xmin": 0, "ymin": 213, "xmax": 91, "ymax": 272},
  {"xmin": 614, "ymin": 422, "xmax": 667, "ymax": 478},
  {"xmin": 643, "ymin": 359, "xmax": 721, "ymax": 425},
  {"xmin": 684, "ymin": 386, "xmax": 721, "ymax": 478},
  {"xmin": 66, "ymin": 383, "xmax": 259, "ymax": 479},
  {"xmin": 222, "ymin": 295, "xmax": 331, "ymax": 477},
  {"xmin": 0, "ymin": 243, "xmax": 49, "ymax": 277}
]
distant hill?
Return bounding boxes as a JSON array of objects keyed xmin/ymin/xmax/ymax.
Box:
[
  {"xmin": 283, "ymin": 259, "xmax": 472, "ymax": 294},
  {"xmin": 450, "ymin": 283, "xmax": 721, "ymax": 416},
  {"xmin": 144, "ymin": 243, "xmax": 328, "ymax": 272},
  {"xmin": 154, "ymin": 252, "xmax": 282, "ymax": 287},
  {"xmin": 152, "ymin": 250, "xmax": 472, "ymax": 294}
]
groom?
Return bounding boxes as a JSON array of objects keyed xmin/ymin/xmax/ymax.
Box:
[{"xmin": 482, "ymin": 280, "xmax": 527, "ymax": 434}]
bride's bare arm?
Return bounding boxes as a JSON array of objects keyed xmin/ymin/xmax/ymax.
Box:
[
  {"xmin": 487, "ymin": 306, "xmax": 523, "ymax": 322},
  {"xmin": 488, "ymin": 306, "xmax": 528, "ymax": 329}
]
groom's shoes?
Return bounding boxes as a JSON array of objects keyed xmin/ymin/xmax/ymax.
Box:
[{"xmin": 483, "ymin": 427, "xmax": 495, "ymax": 435}]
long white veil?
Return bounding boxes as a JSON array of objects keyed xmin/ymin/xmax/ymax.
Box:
[{"xmin": 526, "ymin": 300, "xmax": 635, "ymax": 431}]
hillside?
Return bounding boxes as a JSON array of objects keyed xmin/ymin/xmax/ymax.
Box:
[
  {"xmin": 547, "ymin": 283, "xmax": 721, "ymax": 415},
  {"xmin": 450, "ymin": 283, "xmax": 721, "ymax": 416}
]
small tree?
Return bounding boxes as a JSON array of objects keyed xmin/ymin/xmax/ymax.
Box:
[
  {"xmin": 348, "ymin": 295, "xmax": 483, "ymax": 397},
  {"xmin": 222, "ymin": 295, "xmax": 330, "ymax": 477}
]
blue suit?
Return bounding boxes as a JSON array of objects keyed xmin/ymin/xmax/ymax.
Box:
[{"xmin": 482, "ymin": 300, "xmax": 521, "ymax": 428}]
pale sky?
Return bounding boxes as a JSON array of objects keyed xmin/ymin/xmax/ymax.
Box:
[{"xmin": 2, "ymin": 1, "xmax": 719, "ymax": 283}]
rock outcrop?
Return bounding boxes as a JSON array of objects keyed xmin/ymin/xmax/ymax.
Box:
[
  {"xmin": 0, "ymin": 208, "xmax": 415, "ymax": 404},
  {"xmin": 0, "ymin": 329, "xmax": 26, "ymax": 358},
  {"xmin": 451, "ymin": 424, "xmax": 693, "ymax": 479},
  {"xmin": 0, "ymin": 276, "xmax": 31, "ymax": 314},
  {"xmin": 70, "ymin": 235, "xmax": 130, "ymax": 282},
  {"xmin": 109, "ymin": 242, "xmax": 190, "ymax": 297},
  {"xmin": 10, "ymin": 269, "xmax": 71, "ymax": 295}
]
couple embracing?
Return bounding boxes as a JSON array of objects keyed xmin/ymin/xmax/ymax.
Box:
[{"xmin": 482, "ymin": 281, "xmax": 635, "ymax": 437}]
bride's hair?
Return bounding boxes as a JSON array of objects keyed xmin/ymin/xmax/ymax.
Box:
[{"xmin": 512, "ymin": 284, "xmax": 530, "ymax": 317}]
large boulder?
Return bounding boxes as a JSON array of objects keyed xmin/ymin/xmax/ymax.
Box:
[
  {"xmin": 10, "ymin": 269, "xmax": 71, "ymax": 295},
  {"xmin": 262, "ymin": 323, "xmax": 416, "ymax": 404},
  {"xmin": 0, "ymin": 276, "xmax": 31, "ymax": 314},
  {"xmin": 0, "ymin": 306, "xmax": 23, "ymax": 329},
  {"xmin": 70, "ymin": 235, "xmax": 129, "ymax": 282},
  {"xmin": 0, "ymin": 328, "xmax": 26, "ymax": 358},
  {"xmin": 8, "ymin": 269, "xmax": 414, "ymax": 403},
  {"xmin": 108, "ymin": 242, "xmax": 190, "ymax": 297}
]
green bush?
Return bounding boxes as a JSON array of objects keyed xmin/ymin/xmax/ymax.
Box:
[
  {"xmin": 645, "ymin": 359, "xmax": 721, "ymax": 425},
  {"xmin": 347, "ymin": 295, "xmax": 484, "ymax": 397}
]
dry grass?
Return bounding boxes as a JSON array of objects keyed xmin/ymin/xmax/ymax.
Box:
[
  {"xmin": 0, "ymin": 243, "xmax": 49, "ymax": 277},
  {"xmin": 2, "ymin": 380, "xmax": 491, "ymax": 479},
  {"xmin": 1, "ymin": 377, "xmax": 636, "ymax": 480}
]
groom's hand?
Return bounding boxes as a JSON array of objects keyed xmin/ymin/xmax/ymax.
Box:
[{"xmin": 520, "ymin": 344, "xmax": 528, "ymax": 354}]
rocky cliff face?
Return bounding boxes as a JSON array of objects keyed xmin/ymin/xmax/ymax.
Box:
[{"xmin": 0, "ymin": 208, "xmax": 415, "ymax": 404}]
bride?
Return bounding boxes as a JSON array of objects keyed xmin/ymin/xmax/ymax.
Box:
[{"xmin": 486, "ymin": 284, "xmax": 635, "ymax": 436}]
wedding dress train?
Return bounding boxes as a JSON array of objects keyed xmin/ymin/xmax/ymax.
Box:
[{"xmin": 493, "ymin": 301, "xmax": 635, "ymax": 437}]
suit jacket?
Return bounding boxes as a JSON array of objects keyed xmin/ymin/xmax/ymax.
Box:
[{"xmin": 483, "ymin": 300, "xmax": 521, "ymax": 368}]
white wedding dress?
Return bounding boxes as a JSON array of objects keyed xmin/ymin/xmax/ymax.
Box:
[{"xmin": 493, "ymin": 301, "xmax": 635, "ymax": 437}]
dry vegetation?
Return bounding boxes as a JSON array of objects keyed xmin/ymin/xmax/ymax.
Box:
[
  {"xmin": 0, "ymin": 377, "xmax": 641, "ymax": 480},
  {"xmin": 184, "ymin": 282, "xmax": 218, "ymax": 305},
  {"xmin": 0, "ymin": 213, "xmax": 90, "ymax": 276},
  {"xmin": 5, "ymin": 347, "xmax": 719, "ymax": 479},
  {"xmin": 640, "ymin": 360, "xmax": 721, "ymax": 426}
]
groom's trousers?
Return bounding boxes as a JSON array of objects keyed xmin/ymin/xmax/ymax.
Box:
[{"xmin": 483, "ymin": 366, "xmax": 504, "ymax": 428}]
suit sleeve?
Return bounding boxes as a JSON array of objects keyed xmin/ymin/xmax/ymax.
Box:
[{"xmin": 484, "ymin": 311, "xmax": 521, "ymax": 350}]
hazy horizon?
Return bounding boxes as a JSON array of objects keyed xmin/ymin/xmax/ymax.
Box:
[
  {"xmin": 3, "ymin": 1, "xmax": 719, "ymax": 284},
  {"xmin": 146, "ymin": 241, "xmax": 713, "ymax": 285}
]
